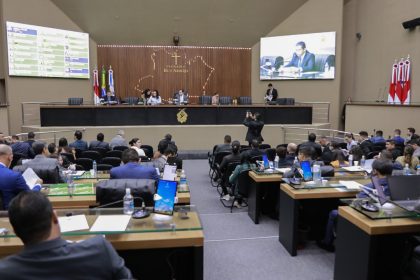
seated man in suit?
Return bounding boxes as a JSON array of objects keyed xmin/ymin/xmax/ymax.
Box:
[
  {"xmin": 173, "ymin": 89, "xmax": 189, "ymax": 105},
  {"xmin": 281, "ymin": 41, "xmax": 315, "ymax": 73},
  {"xmin": 110, "ymin": 149, "xmax": 159, "ymax": 181},
  {"xmin": 69, "ymin": 130, "xmax": 88, "ymax": 151},
  {"xmin": 357, "ymin": 131, "xmax": 373, "ymax": 157},
  {"xmin": 317, "ymin": 159, "xmax": 393, "ymax": 252},
  {"xmin": 298, "ymin": 133, "xmax": 322, "ymax": 160},
  {"xmin": 16, "ymin": 141, "xmax": 62, "ymax": 184},
  {"xmin": 214, "ymin": 135, "xmax": 233, "ymax": 154},
  {"xmin": 89, "ymin": 132, "xmax": 110, "ymax": 150},
  {"xmin": 0, "ymin": 191, "xmax": 132, "ymax": 279},
  {"xmin": 0, "ymin": 145, "xmax": 42, "ymax": 210}
]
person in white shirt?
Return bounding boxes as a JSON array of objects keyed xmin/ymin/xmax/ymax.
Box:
[
  {"xmin": 147, "ymin": 90, "xmax": 162, "ymax": 105},
  {"xmin": 129, "ymin": 138, "xmax": 146, "ymax": 157}
]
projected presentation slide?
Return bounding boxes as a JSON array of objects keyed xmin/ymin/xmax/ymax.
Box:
[
  {"xmin": 260, "ymin": 31, "xmax": 336, "ymax": 80},
  {"xmin": 6, "ymin": 21, "xmax": 90, "ymax": 79}
]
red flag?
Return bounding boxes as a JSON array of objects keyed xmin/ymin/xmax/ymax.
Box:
[
  {"xmin": 395, "ymin": 60, "xmax": 404, "ymax": 104},
  {"xmin": 93, "ymin": 68, "xmax": 100, "ymax": 104},
  {"xmin": 401, "ymin": 58, "xmax": 411, "ymax": 104},
  {"xmin": 388, "ymin": 62, "xmax": 398, "ymax": 103}
]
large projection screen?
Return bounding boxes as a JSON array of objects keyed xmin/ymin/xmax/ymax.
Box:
[
  {"xmin": 6, "ymin": 21, "xmax": 90, "ymax": 79},
  {"xmin": 260, "ymin": 31, "xmax": 336, "ymax": 80}
]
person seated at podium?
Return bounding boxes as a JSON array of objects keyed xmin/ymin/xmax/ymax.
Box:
[
  {"xmin": 110, "ymin": 149, "xmax": 158, "ymax": 180},
  {"xmin": 280, "ymin": 41, "xmax": 315, "ymax": 73},
  {"xmin": 102, "ymin": 91, "xmax": 117, "ymax": 104},
  {"xmin": 147, "ymin": 90, "xmax": 162, "ymax": 105},
  {"xmin": 0, "ymin": 191, "xmax": 132, "ymax": 279},
  {"xmin": 211, "ymin": 93, "xmax": 219, "ymax": 105},
  {"xmin": 173, "ymin": 89, "xmax": 189, "ymax": 105}
]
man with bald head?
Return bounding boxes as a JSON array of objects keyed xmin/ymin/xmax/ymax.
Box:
[{"xmin": 0, "ymin": 144, "xmax": 42, "ymax": 209}]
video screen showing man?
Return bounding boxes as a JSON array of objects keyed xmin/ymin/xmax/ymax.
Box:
[{"xmin": 281, "ymin": 41, "xmax": 315, "ymax": 73}]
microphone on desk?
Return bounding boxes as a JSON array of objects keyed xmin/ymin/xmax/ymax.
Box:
[{"xmin": 93, "ymin": 197, "xmax": 150, "ymax": 219}]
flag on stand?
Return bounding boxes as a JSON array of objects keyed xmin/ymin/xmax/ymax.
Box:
[
  {"xmin": 101, "ymin": 66, "xmax": 107, "ymax": 98},
  {"xmin": 93, "ymin": 68, "xmax": 100, "ymax": 104},
  {"xmin": 401, "ymin": 57, "xmax": 411, "ymax": 105},
  {"xmin": 387, "ymin": 61, "xmax": 398, "ymax": 104},
  {"xmin": 108, "ymin": 66, "xmax": 115, "ymax": 96},
  {"xmin": 395, "ymin": 59, "xmax": 405, "ymax": 104}
]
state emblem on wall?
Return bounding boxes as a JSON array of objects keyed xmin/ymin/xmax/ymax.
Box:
[{"xmin": 177, "ymin": 108, "xmax": 188, "ymax": 124}]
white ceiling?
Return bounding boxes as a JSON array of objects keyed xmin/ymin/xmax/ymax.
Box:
[{"xmin": 51, "ymin": 0, "xmax": 308, "ymax": 47}]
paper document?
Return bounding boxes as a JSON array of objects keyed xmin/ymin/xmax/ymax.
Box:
[
  {"xmin": 275, "ymin": 168, "xmax": 291, "ymax": 174},
  {"xmin": 342, "ymin": 166, "xmax": 365, "ymax": 172},
  {"xmin": 163, "ymin": 165, "xmax": 177, "ymax": 181},
  {"xmin": 58, "ymin": 215, "xmax": 89, "ymax": 233},
  {"xmin": 72, "ymin": 171, "xmax": 85, "ymax": 176},
  {"xmin": 339, "ymin": 180, "xmax": 363, "ymax": 190},
  {"xmin": 22, "ymin": 168, "xmax": 41, "ymax": 189},
  {"xmin": 90, "ymin": 215, "xmax": 131, "ymax": 232}
]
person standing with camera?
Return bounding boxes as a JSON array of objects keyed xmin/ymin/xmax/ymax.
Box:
[{"xmin": 243, "ymin": 111, "xmax": 264, "ymax": 146}]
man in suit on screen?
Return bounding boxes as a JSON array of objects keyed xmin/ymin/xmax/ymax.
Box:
[{"xmin": 282, "ymin": 41, "xmax": 315, "ymax": 73}]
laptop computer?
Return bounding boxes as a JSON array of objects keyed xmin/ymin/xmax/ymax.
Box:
[{"xmin": 388, "ymin": 175, "xmax": 420, "ymax": 212}]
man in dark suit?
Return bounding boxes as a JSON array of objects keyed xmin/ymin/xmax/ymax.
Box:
[
  {"xmin": 214, "ymin": 135, "xmax": 233, "ymax": 154},
  {"xmin": 0, "ymin": 191, "xmax": 132, "ymax": 279},
  {"xmin": 358, "ymin": 131, "xmax": 373, "ymax": 157},
  {"xmin": 111, "ymin": 148, "xmax": 159, "ymax": 180},
  {"xmin": 0, "ymin": 145, "xmax": 42, "ymax": 210},
  {"xmin": 89, "ymin": 132, "xmax": 110, "ymax": 150},
  {"xmin": 243, "ymin": 112, "xmax": 264, "ymax": 146},
  {"xmin": 298, "ymin": 133, "xmax": 322, "ymax": 159},
  {"xmin": 265, "ymin": 83, "xmax": 278, "ymax": 102},
  {"xmin": 173, "ymin": 89, "xmax": 189, "ymax": 105},
  {"xmin": 283, "ymin": 41, "xmax": 315, "ymax": 72},
  {"xmin": 10, "ymin": 135, "xmax": 32, "ymax": 158}
]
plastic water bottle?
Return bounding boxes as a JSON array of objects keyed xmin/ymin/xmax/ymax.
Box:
[
  {"xmin": 92, "ymin": 160, "xmax": 97, "ymax": 177},
  {"xmin": 293, "ymin": 156, "xmax": 299, "ymax": 166},
  {"xmin": 348, "ymin": 154, "xmax": 353, "ymax": 166},
  {"xmin": 123, "ymin": 188, "xmax": 134, "ymax": 215},
  {"xmin": 416, "ymin": 165, "xmax": 420, "ymax": 175},
  {"xmin": 180, "ymin": 170, "xmax": 187, "ymax": 190},
  {"xmin": 404, "ymin": 164, "xmax": 411, "ymax": 176},
  {"xmin": 274, "ymin": 158, "xmax": 279, "ymax": 169},
  {"xmin": 360, "ymin": 155, "xmax": 366, "ymax": 167},
  {"xmin": 313, "ymin": 164, "xmax": 321, "ymax": 184}
]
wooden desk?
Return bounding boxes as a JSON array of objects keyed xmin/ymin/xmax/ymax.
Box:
[
  {"xmin": 334, "ymin": 206, "xmax": 420, "ymax": 280},
  {"xmin": 0, "ymin": 208, "xmax": 204, "ymax": 280},
  {"xmin": 248, "ymin": 171, "xmax": 283, "ymax": 224},
  {"xmin": 278, "ymin": 181, "xmax": 367, "ymax": 256}
]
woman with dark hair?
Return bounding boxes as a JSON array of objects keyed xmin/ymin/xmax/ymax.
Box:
[
  {"xmin": 129, "ymin": 138, "xmax": 146, "ymax": 157},
  {"xmin": 396, "ymin": 146, "xmax": 419, "ymax": 170},
  {"xmin": 219, "ymin": 141, "xmax": 242, "ymax": 201},
  {"xmin": 147, "ymin": 90, "xmax": 162, "ymax": 105},
  {"xmin": 330, "ymin": 141, "xmax": 348, "ymax": 168},
  {"xmin": 57, "ymin": 137, "xmax": 75, "ymax": 160},
  {"xmin": 229, "ymin": 153, "xmax": 256, "ymax": 208}
]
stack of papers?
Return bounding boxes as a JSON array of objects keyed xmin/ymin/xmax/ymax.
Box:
[
  {"xmin": 339, "ymin": 180, "xmax": 363, "ymax": 190},
  {"xmin": 22, "ymin": 168, "xmax": 41, "ymax": 190},
  {"xmin": 58, "ymin": 215, "xmax": 89, "ymax": 233},
  {"xmin": 90, "ymin": 215, "xmax": 131, "ymax": 232},
  {"xmin": 342, "ymin": 166, "xmax": 364, "ymax": 172},
  {"xmin": 275, "ymin": 168, "xmax": 291, "ymax": 174}
]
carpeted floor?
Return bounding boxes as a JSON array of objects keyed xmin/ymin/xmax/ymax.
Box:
[{"xmin": 183, "ymin": 159, "xmax": 335, "ymax": 280}]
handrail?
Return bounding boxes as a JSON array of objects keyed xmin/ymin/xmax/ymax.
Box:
[
  {"xmin": 278, "ymin": 125, "xmax": 358, "ymax": 136},
  {"xmin": 15, "ymin": 129, "xmax": 86, "ymax": 144}
]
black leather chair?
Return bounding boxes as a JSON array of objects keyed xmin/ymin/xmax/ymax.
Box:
[
  {"xmin": 259, "ymin": 144, "xmax": 271, "ymax": 150},
  {"xmin": 60, "ymin": 152, "xmax": 75, "ymax": 163},
  {"xmin": 68, "ymin": 97, "xmax": 83, "ymax": 105},
  {"xmin": 14, "ymin": 165, "xmax": 61, "ymax": 184},
  {"xmin": 313, "ymin": 54, "xmax": 335, "ymax": 72},
  {"xmin": 372, "ymin": 143, "xmax": 386, "ymax": 152},
  {"xmin": 124, "ymin": 96, "xmax": 139, "ymax": 105},
  {"xmin": 75, "ymin": 158, "xmax": 93, "ymax": 171},
  {"xmin": 219, "ymin": 96, "xmax": 232, "ymax": 105},
  {"xmin": 238, "ymin": 96, "xmax": 252, "ymax": 105},
  {"xmin": 366, "ymin": 151, "xmax": 379, "ymax": 159},
  {"xmin": 101, "ymin": 157, "xmax": 121, "ymax": 167},
  {"xmin": 139, "ymin": 156, "xmax": 151, "ymax": 162},
  {"xmin": 219, "ymin": 161, "xmax": 241, "ymax": 207},
  {"xmin": 140, "ymin": 145, "xmax": 154, "ymax": 159},
  {"xmin": 113, "ymin": 146, "xmax": 129, "ymax": 152},
  {"xmin": 96, "ymin": 179, "xmax": 156, "ymax": 207},
  {"xmin": 10, "ymin": 153, "xmax": 27, "ymax": 169},
  {"xmin": 199, "ymin": 96, "xmax": 212, "ymax": 105},
  {"xmin": 106, "ymin": 150, "xmax": 123, "ymax": 158},
  {"xmin": 90, "ymin": 147, "xmax": 109, "ymax": 157},
  {"xmin": 230, "ymin": 170, "xmax": 251, "ymax": 212},
  {"xmin": 80, "ymin": 150, "xmax": 102, "ymax": 163},
  {"xmin": 97, "ymin": 164, "xmax": 113, "ymax": 171}
]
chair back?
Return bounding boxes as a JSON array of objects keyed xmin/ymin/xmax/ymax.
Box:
[
  {"xmin": 106, "ymin": 150, "xmax": 123, "ymax": 158},
  {"xmin": 80, "ymin": 150, "xmax": 102, "ymax": 163},
  {"xmin": 140, "ymin": 145, "xmax": 154, "ymax": 158},
  {"xmin": 91, "ymin": 147, "xmax": 109, "ymax": 157},
  {"xmin": 139, "ymin": 156, "xmax": 151, "ymax": 162},
  {"xmin": 113, "ymin": 146, "xmax": 129, "ymax": 152},
  {"xmin": 199, "ymin": 96, "xmax": 212, "ymax": 105},
  {"xmin": 96, "ymin": 179, "xmax": 156, "ymax": 207},
  {"xmin": 214, "ymin": 151, "xmax": 231, "ymax": 167},
  {"xmin": 124, "ymin": 96, "xmax": 139, "ymax": 105},
  {"xmin": 60, "ymin": 152, "xmax": 75, "ymax": 163},
  {"xmin": 97, "ymin": 164, "xmax": 113, "ymax": 171},
  {"xmin": 372, "ymin": 143, "xmax": 386, "ymax": 152},
  {"xmin": 10, "ymin": 153, "xmax": 27, "ymax": 169},
  {"xmin": 68, "ymin": 97, "xmax": 83, "ymax": 105},
  {"xmin": 366, "ymin": 151, "xmax": 379, "ymax": 159},
  {"xmin": 75, "ymin": 158, "xmax": 93, "ymax": 171},
  {"xmin": 101, "ymin": 157, "xmax": 121, "ymax": 167},
  {"xmin": 238, "ymin": 96, "xmax": 252, "ymax": 105},
  {"xmin": 259, "ymin": 144, "xmax": 271, "ymax": 150},
  {"xmin": 219, "ymin": 96, "xmax": 232, "ymax": 105}
]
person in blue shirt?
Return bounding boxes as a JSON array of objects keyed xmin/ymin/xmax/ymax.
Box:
[
  {"xmin": 371, "ymin": 130, "xmax": 386, "ymax": 144},
  {"xmin": 10, "ymin": 135, "xmax": 32, "ymax": 158},
  {"xmin": 392, "ymin": 129, "xmax": 405, "ymax": 145},
  {"xmin": 0, "ymin": 144, "xmax": 42, "ymax": 210},
  {"xmin": 110, "ymin": 148, "xmax": 159, "ymax": 181},
  {"xmin": 69, "ymin": 130, "xmax": 88, "ymax": 151},
  {"xmin": 317, "ymin": 159, "xmax": 393, "ymax": 252}
]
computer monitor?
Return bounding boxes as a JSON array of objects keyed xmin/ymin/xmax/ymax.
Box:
[
  {"xmin": 153, "ymin": 180, "xmax": 178, "ymax": 216},
  {"xmin": 388, "ymin": 175, "xmax": 420, "ymax": 201}
]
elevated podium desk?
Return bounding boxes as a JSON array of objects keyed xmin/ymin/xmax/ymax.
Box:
[
  {"xmin": 40, "ymin": 104, "xmax": 312, "ymax": 126},
  {"xmin": 0, "ymin": 207, "xmax": 204, "ymax": 280}
]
